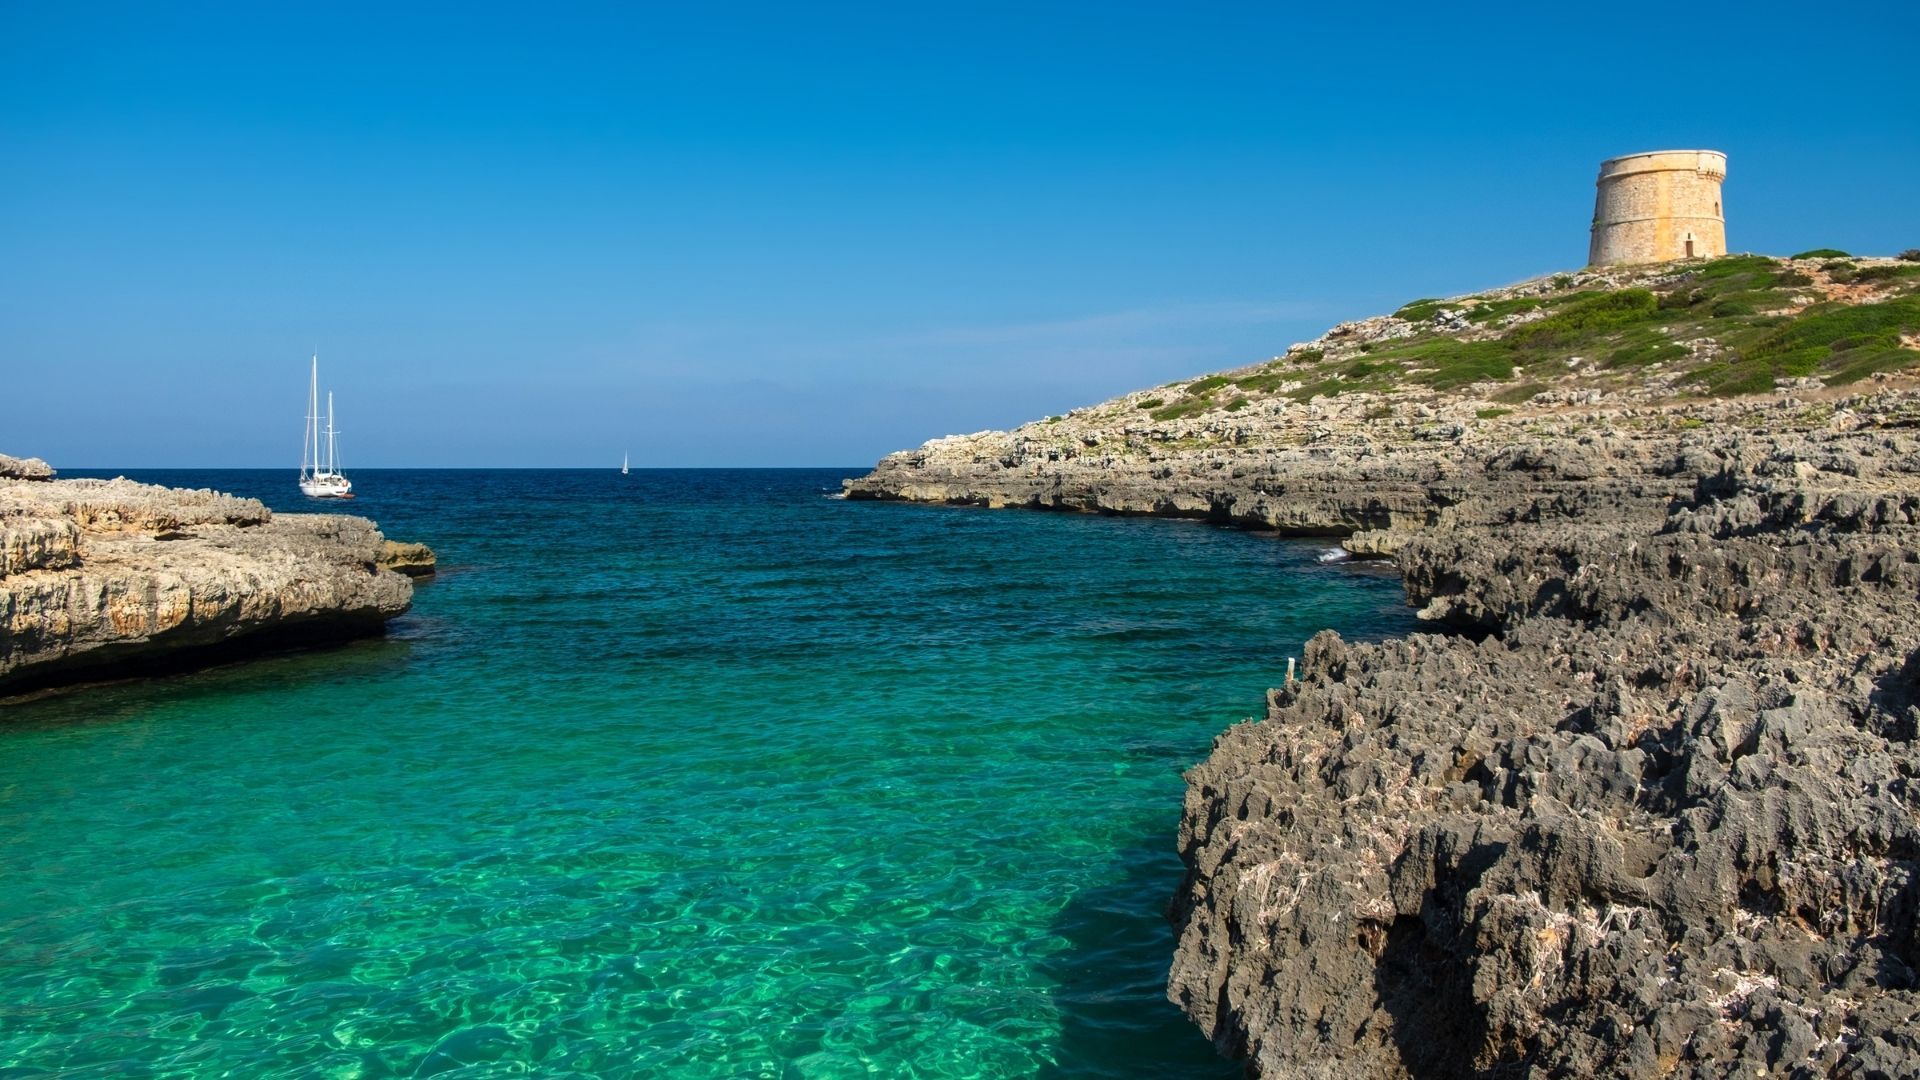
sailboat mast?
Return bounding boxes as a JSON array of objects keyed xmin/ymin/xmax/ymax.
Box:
[
  {"xmin": 326, "ymin": 392, "xmax": 337, "ymax": 474},
  {"xmin": 306, "ymin": 355, "xmax": 320, "ymax": 480}
]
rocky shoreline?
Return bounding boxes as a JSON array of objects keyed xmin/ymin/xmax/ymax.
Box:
[
  {"xmin": 1, "ymin": 455, "xmax": 429, "ymax": 698},
  {"xmin": 845, "ymin": 260, "xmax": 1920, "ymax": 1076}
]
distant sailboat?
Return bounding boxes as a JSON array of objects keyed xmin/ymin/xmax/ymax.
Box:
[
  {"xmin": 621, "ymin": 452, "xmax": 629, "ymax": 476},
  {"xmin": 299, "ymin": 355, "xmax": 353, "ymax": 498}
]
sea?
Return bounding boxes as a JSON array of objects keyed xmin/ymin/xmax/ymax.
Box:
[{"xmin": 0, "ymin": 469, "xmax": 1418, "ymax": 1078}]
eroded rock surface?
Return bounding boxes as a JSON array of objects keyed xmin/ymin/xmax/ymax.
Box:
[
  {"xmin": 849, "ymin": 376, "xmax": 1920, "ymax": 1070},
  {"xmin": 2, "ymin": 469, "xmax": 415, "ymax": 696},
  {"xmin": 378, "ymin": 539, "xmax": 438, "ymax": 577}
]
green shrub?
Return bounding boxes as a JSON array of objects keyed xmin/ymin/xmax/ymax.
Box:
[
  {"xmin": 1136, "ymin": 397, "xmax": 1163, "ymax": 409},
  {"xmin": 1232, "ymin": 372, "xmax": 1286, "ymax": 394},
  {"xmin": 1694, "ymin": 255, "xmax": 1780, "ymax": 280},
  {"xmin": 1792, "ymin": 248, "xmax": 1850, "ymax": 259},
  {"xmin": 1851, "ymin": 264, "xmax": 1920, "ymax": 283},
  {"xmin": 1676, "ymin": 417, "xmax": 1706, "ymax": 430},
  {"xmin": 1551, "ymin": 275, "xmax": 1575, "ymax": 290},
  {"xmin": 1507, "ymin": 288, "xmax": 1661, "ymax": 347},
  {"xmin": 1364, "ymin": 403, "xmax": 1394, "ymax": 420},
  {"xmin": 1394, "ymin": 299, "xmax": 1447, "ymax": 322},
  {"xmin": 1775, "ymin": 269, "xmax": 1814, "ymax": 287},
  {"xmin": 1285, "ymin": 377, "xmax": 1358, "ymax": 402},
  {"xmin": 1340, "ymin": 358, "xmax": 1398, "ymax": 380},
  {"xmin": 1475, "ymin": 407, "xmax": 1512, "ymax": 420},
  {"xmin": 1900, "ymin": 249, "xmax": 1920, "ymax": 262},
  {"xmin": 1224, "ymin": 396, "xmax": 1250, "ymax": 412},
  {"xmin": 1491, "ymin": 381, "xmax": 1547, "ymax": 404},
  {"xmin": 1465, "ymin": 296, "xmax": 1545, "ymax": 323},
  {"xmin": 1658, "ymin": 288, "xmax": 1705, "ymax": 310},
  {"xmin": 1186, "ymin": 375, "xmax": 1231, "ymax": 394},
  {"xmin": 1151, "ymin": 398, "xmax": 1214, "ymax": 421},
  {"xmin": 1690, "ymin": 295, "xmax": 1920, "ymax": 395},
  {"xmin": 1288, "ymin": 347, "xmax": 1325, "ymax": 363},
  {"xmin": 1607, "ymin": 334, "xmax": 1688, "ymax": 368},
  {"xmin": 1394, "ymin": 338, "xmax": 1515, "ymax": 389},
  {"xmin": 1711, "ymin": 298, "xmax": 1757, "ymax": 318}
]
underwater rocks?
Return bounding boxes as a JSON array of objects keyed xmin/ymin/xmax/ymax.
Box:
[
  {"xmin": 1, "ymin": 468, "xmax": 416, "ymax": 697},
  {"xmin": 850, "ymin": 391, "xmax": 1920, "ymax": 1076}
]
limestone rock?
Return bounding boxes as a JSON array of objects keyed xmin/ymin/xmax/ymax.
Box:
[
  {"xmin": 378, "ymin": 540, "xmax": 437, "ymax": 577},
  {"xmin": 0, "ymin": 454, "xmax": 54, "ymax": 481},
  {"xmin": 2, "ymin": 468, "xmax": 416, "ymax": 696},
  {"xmin": 849, "ymin": 387, "xmax": 1920, "ymax": 1076}
]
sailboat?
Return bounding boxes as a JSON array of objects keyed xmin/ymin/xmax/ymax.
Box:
[
  {"xmin": 299, "ymin": 355, "xmax": 353, "ymax": 498},
  {"xmin": 621, "ymin": 452, "xmax": 629, "ymax": 476}
]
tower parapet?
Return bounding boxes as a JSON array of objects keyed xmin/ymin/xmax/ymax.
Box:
[{"xmin": 1588, "ymin": 150, "xmax": 1727, "ymax": 266}]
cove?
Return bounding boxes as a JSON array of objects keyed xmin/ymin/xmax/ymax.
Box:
[{"xmin": 0, "ymin": 468, "xmax": 1417, "ymax": 1078}]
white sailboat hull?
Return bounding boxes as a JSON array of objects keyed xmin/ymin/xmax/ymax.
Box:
[
  {"xmin": 300, "ymin": 355, "xmax": 353, "ymax": 497},
  {"xmin": 299, "ymin": 474, "xmax": 353, "ymax": 498}
]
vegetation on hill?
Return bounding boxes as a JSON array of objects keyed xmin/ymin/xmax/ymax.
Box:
[{"xmin": 1076, "ymin": 254, "xmax": 1920, "ymax": 422}]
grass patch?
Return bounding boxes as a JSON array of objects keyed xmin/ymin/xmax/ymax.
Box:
[
  {"xmin": 1687, "ymin": 295, "xmax": 1920, "ymax": 394},
  {"xmin": 1287, "ymin": 348, "xmax": 1325, "ymax": 364},
  {"xmin": 1186, "ymin": 375, "xmax": 1231, "ymax": 394},
  {"xmin": 1490, "ymin": 381, "xmax": 1547, "ymax": 404},
  {"xmin": 1224, "ymin": 396, "xmax": 1250, "ymax": 412},
  {"xmin": 1232, "ymin": 371, "xmax": 1289, "ymax": 394},
  {"xmin": 1475, "ymin": 407, "xmax": 1512, "ymax": 420},
  {"xmin": 1465, "ymin": 296, "xmax": 1545, "ymax": 323},
  {"xmin": 1507, "ymin": 288, "xmax": 1662, "ymax": 348},
  {"xmin": 1285, "ymin": 377, "xmax": 1359, "ymax": 402},
  {"xmin": 1136, "ymin": 397, "xmax": 1163, "ymax": 410},
  {"xmin": 1150, "ymin": 398, "xmax": 1215, "ymax": 421},
  {"xmin": 1395, "ymin": 298, "xmax": 1448, "ymax": 322},
  {"xmin": 1792, "ymin": 248, "xmax": 1850, "ymax": 259},
  {"xmin": 1374, "ymin": 337, "xmax": 1515, "ymax": 390},
  {"xmin": 1693, "ymin": 254, "xmax": 1779, "ymax": 281},
  {"xmin": 1852, "ymin": 264, "xmax": 1920, "ymax": 284},
  {"xmin": 1339, "ymin": 358, "xmax": 1400, "ymax": 380},
  {"xmin": 1606, "ymin": 330, "xmax": 1688, "ymax": 368}
]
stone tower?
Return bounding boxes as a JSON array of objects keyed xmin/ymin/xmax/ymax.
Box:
[{"xmin": 1588, "ymin": 149, "xmax": 1727, "ymax": 266}]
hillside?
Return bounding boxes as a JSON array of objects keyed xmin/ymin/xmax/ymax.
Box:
[{"xmin": 859, "ymin": 253, "xmax": 1914, "ymax": 474}]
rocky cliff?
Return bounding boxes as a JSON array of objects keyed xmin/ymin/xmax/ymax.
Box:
[
  {"xmin": 1, "ymin": 460, "xmax": 418, "ymax": 697},
  {"xmin": 847, "ymin": 254, "xmax": 1920, "ymax": 1076}
]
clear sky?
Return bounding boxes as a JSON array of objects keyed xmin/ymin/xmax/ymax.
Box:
[{"xmin": 4, "ymin": 1, "xmax": 1916, "ymax": 467}]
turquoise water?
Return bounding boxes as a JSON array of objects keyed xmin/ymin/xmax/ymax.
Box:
[{"xmin": 0, "ymin": 470, "xmax": 1415, "ymax": 1078}]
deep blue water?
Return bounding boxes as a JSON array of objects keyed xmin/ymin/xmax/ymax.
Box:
[{"xmin": 0, "ymin": 469, "xmax": 1416, "ymax": 1078}]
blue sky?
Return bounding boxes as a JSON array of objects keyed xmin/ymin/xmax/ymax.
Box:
[{"xmin": 3, "ymin": 2, "xmax": 1916, "ymax": 467}]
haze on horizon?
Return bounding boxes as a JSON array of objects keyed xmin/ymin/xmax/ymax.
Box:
[{"xmin": 3, "ymin": 1, "xmax": 1916, "ymax": 468}]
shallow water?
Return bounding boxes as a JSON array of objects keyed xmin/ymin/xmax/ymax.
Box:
[{"xmin": 0, "ymin": 469, "xmax": 1417, "ymax": 1078}]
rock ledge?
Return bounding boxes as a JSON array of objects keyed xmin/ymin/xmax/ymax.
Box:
[{"xmin": 2, "ymin": 465, "xmax": 418, "ymax": 697}]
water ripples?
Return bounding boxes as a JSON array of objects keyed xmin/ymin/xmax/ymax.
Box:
[{"xmin": 1, "ymin": 468, "xmax": 1417, "ymax": 1077}]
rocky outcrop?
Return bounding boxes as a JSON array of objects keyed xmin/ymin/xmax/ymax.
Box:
[
  {"xmin": 0, "ymin": 454, "xmax": 55, "ymax": 481},
  {"xmin": 846, "ymin": 267, "xmax": 1920, "ymax": 1075},
  {"xmin": 377, "ymin": 539, "xmax": 438, "ymax": 577},
  {"xmin": 1166, "ymin": 421, "xmax": 1920, "ymax": 1077},
  {"xmin": 2, "ymin": 468, "xmax": 416, "ymax": 697}
]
